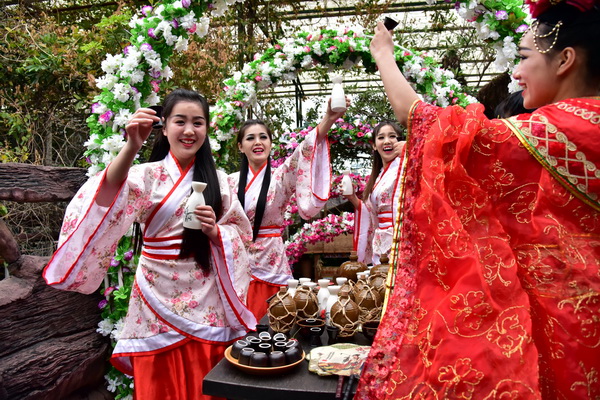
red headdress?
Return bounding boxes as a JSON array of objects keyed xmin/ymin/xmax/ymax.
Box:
[{"xmin": 526, "ymin": 0, "xmax": 598, "ymax": 18}]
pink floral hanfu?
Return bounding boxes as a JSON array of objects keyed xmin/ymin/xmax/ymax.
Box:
[
  {"xmin": 229, "ymin": 127, "xmax": 331, "ymax": 285},
  {"xmin": 43, "ymin": 152, "xmax": 256, "ymax": 374},
  {"xmin": 354, "ymin": 152, "xmax": 404, "ymax": 265}
]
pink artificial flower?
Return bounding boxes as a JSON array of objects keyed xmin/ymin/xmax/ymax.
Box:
[
  {"xmin": 182, "ymin": 0, "xmax": 191, "ymax": 7},
  {"xmin": 495, "ymin": 10, "xmax": 508, "ymax": 20},
  {"xmin": 148, "ymin": 28, "xmax": 157, "ymax": 39},
  {"xmin": 516, "ymin": 24, "xmax": 529, "ymax": 33},
  {"xmin": 274, "ymin": 44, "xmax": 281, "ymax": 50},
  {"xmin": 188, "ymin": 24, "xmax": 197, "ymax": 34},
  {"xmin": 99, "ymin": 110, "xmax": 114, "ymax": 124},
  {"xmin": 151, "ymin": 80, "xmax": 161, "ymax": 92},
  {"xmin": 255, "ymin": 75, "xmax": 263, "ymax": 82},
  {"xmin": 104, "ymin": 286, "xmax": 116, "ymax": 297},
  {"xmin": 91, "ymin": 102, "xmax": 103, "ymax": 114},
  {"xmin": 140, "ymin": 43, "xmax": 153, "ymax": 52},
  {"xmin": 123, "ymin": 250, "xmax": 134, "ymax": 261},
  {"xmin": 141, "ymin": 5, "xmax": 153, "ymax": 17},
  {"xmin": 98, "ymin": 299, "xmax": 108, "ymax": 309}
]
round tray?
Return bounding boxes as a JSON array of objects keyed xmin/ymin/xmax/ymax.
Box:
[{"xmin": 224, "ymin": 345, "xmax": 305, "ymax": 375}]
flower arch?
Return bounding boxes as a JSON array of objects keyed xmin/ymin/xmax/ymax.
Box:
[{"xmin": 209, "ymin": 27, "xmax": 478, "ymax": 165}]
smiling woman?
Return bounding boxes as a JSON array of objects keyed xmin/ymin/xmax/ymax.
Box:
[
  {"xmin": 44, "ymin": 89, "xmax": 256, "ymax": 400},
  {"xmin": 356, "ymin": 1, "xmax": 600, "ymax": 398},
  {"xmin": 228, "ymin": 97, "xmax": 350, "ymax": 320}
]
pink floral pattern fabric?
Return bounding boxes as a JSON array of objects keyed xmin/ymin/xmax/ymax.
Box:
[
  {"xmin": 44, "ymin": 155, "xmax": 254, "ymax": 371},
  {"xmin": 228, "ymin": 127, "xmax": 331, "ymax": 285}
]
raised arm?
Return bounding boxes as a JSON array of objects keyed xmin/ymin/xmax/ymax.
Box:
[
  {"xmin": 316, "ymin": 97, "xmax": 351, "ymax": 141},
  {"xmin": 370, "ymin": 21, "xmax": 420, "ymax": 127},
  {"xmin": 96, "ymin": 108, "xmax": 159, "ymax": 206}
]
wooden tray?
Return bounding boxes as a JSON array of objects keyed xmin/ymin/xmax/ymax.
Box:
[{"xmin": 223, "ymin": 345, "xmax": 305, "ymax": 375}]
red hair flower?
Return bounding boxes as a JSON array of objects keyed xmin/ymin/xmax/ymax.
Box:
[{"xmin": 526, "ymin": 0, "xmax": 598, "ymax": 18}]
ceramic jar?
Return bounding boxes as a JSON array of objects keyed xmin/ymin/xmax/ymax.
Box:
[
  {"xmin": 293, "ymin": 285, "xmax": 319, "ymax": 319},
  {"xmin": 330, "ymin": 288, "xmax": 360, "ymax": 339},
  {"xmin": 355, "ymin": 283, "xmax": 383, "ymax": 323},
  {"xmin": 339, "ymin": 251, "xmax": 367, "ymax": 282},
  {"xmin": 268, "ymin": 288, "xmax": 297, "ymax": 333}
]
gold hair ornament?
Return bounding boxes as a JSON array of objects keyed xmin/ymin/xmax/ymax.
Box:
[{"xmin": 531, "ymin": 19, "xmax": 563, "ymax": 54}]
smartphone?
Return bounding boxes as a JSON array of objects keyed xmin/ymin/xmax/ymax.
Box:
[{"xmin": 384, "ymin": 17, "xmax": 399, "ymax": 31}]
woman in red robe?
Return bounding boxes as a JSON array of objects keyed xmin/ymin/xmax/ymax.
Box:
[{"xmin": 357, "ymin": 1, "xmax": 600, "ymax": 398}]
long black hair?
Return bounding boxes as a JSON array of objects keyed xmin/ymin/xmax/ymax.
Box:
[
  {"xmin": 362, "ymin": 121, "xmax": 404, "ymax": 201},
  {"xmin": 148, "ymin": 88, "xmax": 222, "ymax": 271},
  {"xmin": 236, "ymin": 119, "xmax": 272, "ymax": 242}
]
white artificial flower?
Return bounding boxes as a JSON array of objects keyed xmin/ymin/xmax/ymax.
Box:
[
  {"xmin": 110, "ymin": 318, "xmax": 126, "ymax": 341},
  {"xmin": 101, "ymin": 151, "xmax": 117, "ymax": 167},
  {"xmin": 211, "ymin": 0, "xmax": 228, "ymax": 17},
  {"xmin": 154, "ymin": 5, "xmax": 165, "ymax": 15},
  {"xmin": 161, "ymin": 66, "xmax": 174, "ymax": 81},
  {"xmin": 101, "ymin": 54, "xmax": 124, "ymax": 74},
  {"xmin": 112, "ymin": 83, "xmax": 131, "ymax": 103},
  {"xmin": 97, "ymin": 319, "xmax": 114, "ymax": 336},
  {"xmin": 196, "ymin": 17, "xmax": 210, "ymax": 37},
  {"xmin": 173, "ymin": 1, "xmax": 183, "ymax": 9},
  {"xmin": 105, "ymin": 374, "xmax": 121, "ymax": 392},
  {"xmin": 145, "ymin": 92, "xmax": 160, "ymax": 106},
  {"xmin": 84, "ymin": 134, "xmax": 102, "ymax": 151},
  {"xmin": 179, "ymin": 11, "xmax": 197, "ymax": 29},
  {"xmin": 129, "ymin": 69, "xmax": 145, "ymax": 84},
  {"xmin": 174, "ymin": 37, "xmax": 189, "ymax": 52},
  {"xmin": 209, "ymin": 137, "xmax": 220, "ymax": 151},
  {"xmin": 86, "ymin": 164, "xmax": 101, "ymax": 177},
  {"xmin": 114, "ymin": 109, "xmax": 133, "ymax": 128},
  {"xmin": 101, "ymin": 134, "xmax": 126, "ymax": 153},
  {"xmin": 95, "ymin": 74, "xmax": 119, "ymax": 91}
]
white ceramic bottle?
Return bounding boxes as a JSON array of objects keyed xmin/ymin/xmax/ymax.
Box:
[
  {"xmin": 325, "ymin": 285, "xmax": 341, "ymax": 326},
  {"xmin": 183, "ymin": 182, "xmax": 207, "ymax": 229},
  {"xmin": 287, "ymin": 278, "xmax": 299, "ymax": 298},
  {"xmin": 341, "ymin": 170, "xmax": 353, "ymax": 196},
  {"xmin": 330, "ymin": 74, "xmax": 346, "ymax": 113},
  {"xmin": 317, "ymin": 279, "xmax": 331, "ymax": 313}
]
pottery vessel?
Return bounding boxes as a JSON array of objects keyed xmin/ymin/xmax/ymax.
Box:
[
  {"xmin": 268, "ymin": 288, "xmax": 297, "ymax": 333},
  {"xmin": 339, "ymin": 251, "xmax": 367, "ymax": 282}
]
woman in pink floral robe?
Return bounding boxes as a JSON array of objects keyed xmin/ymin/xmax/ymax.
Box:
[
  {"xmin": 228, "ymin": 98, "xmax": 349, "ymax": 319},
  {"xmin": 44, "ymin": 89, "xmax": 255, "ymax": 400},
  {"xmin": 345, "ymin": 121, "xmax": 405, "ymax": 265}
]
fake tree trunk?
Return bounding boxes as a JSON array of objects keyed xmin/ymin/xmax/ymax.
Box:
[{"xmin": 0, "ymin": 163, "xmax": 112, "ymax": 400}]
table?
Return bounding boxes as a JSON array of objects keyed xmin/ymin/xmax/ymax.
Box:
[{"xmin": 203, "ymin": 320, "xmax": 370, "ymax": 400}]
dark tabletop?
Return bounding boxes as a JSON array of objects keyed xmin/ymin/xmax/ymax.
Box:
[{"xmin": 203, "ymin": 318, "xmax": 370, "ymax": 400}]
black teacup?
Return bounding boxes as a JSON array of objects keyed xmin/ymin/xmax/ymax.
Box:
[
  {"xmin": 238, "ymin": 347, "xmax": 254, "ymax": 365},
  {"xmin": 272, "ymin": 332, "xmax": 287, "ymax": 342},
  {"xmin": 273, "ymin": 341, "xmax": 288, "ymax": 352},
  {"xmin": 258, "ymin": 331, "xmax": 272, "ymax": 343},
  {"xmin": 148, "ymin": 105, "xmax": 163, "ymax": 129},
  {"xmin": 284, "ymin": 346, "xmax": 303, "ymax": 364},
  {"xmin": 258, "ymin": 342, "xmax": 272, "ymax": 354},
  {"xmin": 269, "ymin": 350, "xmax": 286, "ymax": 367},
  {"xmin": 231, "ymin": 339, "xmax": 249, "ymax": 359},
  {"xmin": 247, "ymin": 337, "xmax": 262, "ymax": 351},
  {"xmin": 249, "ymin": 351, "xmax": 269, "ymax": 367}
]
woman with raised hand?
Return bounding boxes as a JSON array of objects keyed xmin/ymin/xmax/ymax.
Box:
[
  {"xmin": 357, "ymin": 1, "xmax": 600, "ymax": 398},
  {"xmin": 344, "ymin": 120, "xmax": 405, "ymax": 266},
  {"xmin": 229, "ymin": 97, "xmax": 349, "ymax": 320},
  {"xmin": 44, "ymin": 89, "xmax": 255, "ymax": 400}
]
